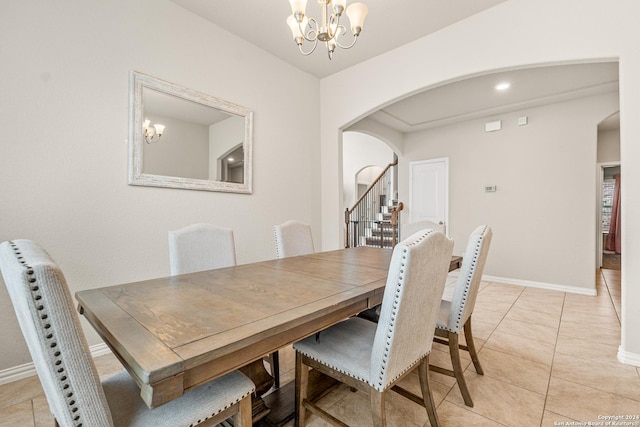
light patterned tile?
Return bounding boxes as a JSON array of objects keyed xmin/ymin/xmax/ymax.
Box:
[
  {"xmin": 558, "ymin": 321, "xmax": 621, "ymax": 347},
  {"xmin": 445, "ymin": 371, "xmax": 545, "ymax": 427},
  {"xmin": 546, "ymin": 377, "xmax": 640, "ymax": 422},
  {"xmin": 555, "ymin": 334, "xmax": 619, "ymax": 361},
  {"xmin": 494, "ymin": 317, "xmax": 558, "ymax": 345},
  {"xmin": 467, "ymin": 319, "xmax": 496, "ymax": 342},
  {"xmin": 0, "ymin": 400, "xmax": 33, "ymax": 427},
  {"xmin": 541, "ymin": 410, "xmax": 580, "ymax": 427},
  {"xmin": 437, "ymin": 400, "xmax": 507, "ymax": 426},
  {"xmin": 475, "ymin": 301, "xmax": 516, "ymax": 316},
  {"xmin": 394, "ymin": 366, "xmax": 455, "ymax": 406},
  {"xmin": 0, "ymin": 376, "xmax": 44, "ymax": 410},
  {"xmin": 551, "ymin": 351, "xmax": 640, "ymax": 402},
  {"xmin": 560, "ymin": 308, "xmax": 621, "ymax": 331},
  {"xmin": 313, "ymin": 386, "xmax": 431, "ymax": 427},
  {"xmin": 32, "ymin": 395, "xmax": 54, "ymax": 427},
  {"xmin": 514, "ymin": 297, "xmax": 564, "ymax": 315},
  {"xmin": 471, "ymin": 307, "xmax": 507, "ymax": 326},
  {"xmin": 427, "ymin": 348, "xmax": 471, "ymax": 388},
  {"xmin": 484, "ymin": 330, "xmax": 555, "ymax": 366},
  {"xmin": 504, "ymin": 305, "xmax": 561, "ymax": 329},
  {"xmin": 477, "ymin": 347, "xmax": 551, "ymax": 395}
]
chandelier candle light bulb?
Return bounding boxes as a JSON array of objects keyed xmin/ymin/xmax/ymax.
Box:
[{"xmin": 287, "ymin": 0, "xmax": 368, "ymax": 59}]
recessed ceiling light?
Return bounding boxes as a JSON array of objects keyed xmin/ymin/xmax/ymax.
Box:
[{"xmin": 495, "ymin": 82, "xmax": 511, "ymax": 91}]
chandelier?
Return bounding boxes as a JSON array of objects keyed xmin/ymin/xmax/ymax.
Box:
[
  {"xmin": 143, "ymin": 119, "xmax": 165, "ymax": 144},
  {"xmin": 286, "ymin": 0, "xmax": 368, "ymax": 60}
]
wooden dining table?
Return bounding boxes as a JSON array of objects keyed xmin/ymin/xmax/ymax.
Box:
[{"xmin": 76, "ymin": 247, "xmax": 462, "ymax": 425}]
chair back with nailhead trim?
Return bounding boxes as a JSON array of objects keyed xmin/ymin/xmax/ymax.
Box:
[
  {"xmin": 274, "ymin": 220, "xmax": 314, "ymax": 258},
  {"xmin": 168, "ymin": 223, "xmax": 237, "ymax": 275},
  {"xmin": 0, "ymin": 240, "xmax": 114, "ymax": 427},
  {"xmin": 370, "ymin": 229, "xmax": 453, "ymax": 391},
  {"xmin": 444, "ymin": 225, "xmax": 492, "ymax": 333}
]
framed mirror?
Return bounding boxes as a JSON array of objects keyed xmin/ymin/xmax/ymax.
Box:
[{"xmin": 128, "ymin": 71, "xmax": 253, "ymax": 193}]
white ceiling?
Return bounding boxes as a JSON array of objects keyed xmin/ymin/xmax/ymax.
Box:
[
  {"xmin": 168, "ymin": 0, "xmax": 507, "ymax": 78},
  {"xmin": 168, "ymin": 1, "xmax": 620, "ymax": 133},
  {"xmin": 367, "ymin": 62, "xmax": 620, "ymax": 132}
]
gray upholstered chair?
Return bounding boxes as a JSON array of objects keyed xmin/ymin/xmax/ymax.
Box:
[
  {"xmin": 293, "ymin": 230, "xmax": 453, "ymax": 427},
  {"xmin": 274, "ymin": 220, "xmax": 314, "ymax": 258},
  {"xmin": 403, "ymin": 220, "xmax": 446, "ymax": 238},
  {"xmin": 168, "ymin": 223, "xmax": 237, "ymax": 275},
  {"xmin": 270, "ymin": 220, "xmax": 315, "ymax": 388},
  {"xmin": 0, "ymin": 239, "xmax": 254, "ymax": 427},
  {"xmin": 431, "ymin": 225, "xmax": 492, "ymax": 407},
  {"xmin": 168, "ymin": 223, "xmax": 280, "ymax": 389}
]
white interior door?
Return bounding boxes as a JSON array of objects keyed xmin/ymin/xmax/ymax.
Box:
[{"xmin": 409, "ymin": 158, "xmax": 449, "ymax": 227}]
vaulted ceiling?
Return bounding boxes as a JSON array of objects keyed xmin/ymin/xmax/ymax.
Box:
[{"xmin": 169, "ymin": 1, "xmax": 620, "ymax": 132}]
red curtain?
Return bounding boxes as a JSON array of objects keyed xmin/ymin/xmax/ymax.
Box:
[{"xmin": 605, "ymin": 173, "xmax": 621, "ymax": 254}]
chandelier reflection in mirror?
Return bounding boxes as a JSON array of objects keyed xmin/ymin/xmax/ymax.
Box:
[
  {"xmin": 287, "ymin": 0, "xmax": 368, "ymax": 60},
  {"xmin": 143, "ymin": 119, "xmax": 165, "ymax": 144}
]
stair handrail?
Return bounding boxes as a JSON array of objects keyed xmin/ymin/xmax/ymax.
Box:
[
  {"xmin": 346, "ymin": 161, "xmax": 397, "ymax": 215},
  {"xmin": 345, "ymin": 161, "xmax": 399, "ymax": 248}
]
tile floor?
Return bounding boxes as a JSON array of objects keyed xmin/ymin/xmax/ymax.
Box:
[{"xmin": 1, "ymin": 268, "xmax": 637, "ymax": 427}]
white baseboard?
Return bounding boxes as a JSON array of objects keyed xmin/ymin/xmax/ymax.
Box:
[
  {"xmin": 446, "ymin": 272, "xmax": 597, "ymax": 296},
  {"xmin": 481, "ymin": 274, "xmax": 598, "ymax": 296},
  {"xmin": 618, "ymin": 346, "xmax": 640, "ymax": 367},
  {"xmin": 0, "ymin": 343, "xmax": 112, "ymax": 386}
]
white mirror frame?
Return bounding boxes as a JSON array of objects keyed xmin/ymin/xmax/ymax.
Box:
[{"xmin": 128, "ymin": 71, "xmax": 253, "ymax": 193}]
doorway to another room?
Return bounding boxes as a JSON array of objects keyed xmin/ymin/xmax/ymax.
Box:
[
  {"xmin": 597, "ymin": 112, "xmax": 620, "ymax": 271},
  {"xmin": 601, "ymin": 165, "xmax": 621, "ymax": 270}
]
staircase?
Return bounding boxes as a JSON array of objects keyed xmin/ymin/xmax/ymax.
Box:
[{"xmin": 345, "ymin": 162, "xmax": 403, "ymax": 249}]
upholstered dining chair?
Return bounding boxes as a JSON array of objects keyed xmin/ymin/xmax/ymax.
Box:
[
  {"xmin": 168, "ymin": 223, "xmax": 280, "ymax": 389},
  {"xmin": 168, "ymin": 223, "xmax": 237, "ymax": 275},
  {"xmin": 0, "ymin": 239, "xmax": 254, "ymax": 427},
  {"xmin": 431, "ymin": 225, "xmax": 492, "ymax": 408},
  {"xmin": 274, "ymin": 220, "xmax": 314, "ymax": 258},
  {"xmin": 403, "ymin": 220, "xmax": 446, "ymax": 237},
  {"xmin": 293, "ymin": 230, "xmax": 453, "ymax": 427}
]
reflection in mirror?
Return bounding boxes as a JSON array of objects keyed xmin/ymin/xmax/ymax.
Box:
[{"xmin": 129, "ymin": 71, "xmax": 253, "ymax": 193}]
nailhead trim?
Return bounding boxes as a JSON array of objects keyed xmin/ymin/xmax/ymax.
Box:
[
  {"xmin": 274, "ymin": 226, "xmax": 282, "ymax": 258},
  {"xmin": 438, "ymin": 225, "xmax": 489, "ymax": 333},
  {"xmin": 373, "ymin": 229, "xmax": 434, "ymax": 391},
  {"xmin": 9, "ymin": 241, "xmax": 83, "ymax": 427},
  {"xmin": 187, "ymin": 388, "xmax": 255, "ymax": 427},
  {"xmin": 299, "ymin": 229, "xmax": 439, "ymax": 392}
]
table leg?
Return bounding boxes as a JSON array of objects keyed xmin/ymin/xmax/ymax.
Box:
[{"xmin": 239, "ymin": 360, "xmax": 274, "ymax": 424}]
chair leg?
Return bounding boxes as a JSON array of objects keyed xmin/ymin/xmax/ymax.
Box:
[
  {"xmin": 270, "ymin": 351, "xmax": 280, "ymax": 389},
  {"xmin": 449, "ymin": 331, "xmax": 474, "ymax": 407},
  {"xmin": 463, "ymin": 317, "xmax": 484, "ymax": 375},
  {"xmin": 370, "ymin": 390, "xmax": 386, "ymax": 427},
  {"xmin": 233, "ymin": 394, "xmax": 252, "ymax": 427},
  {"xmin": 418, "ymin": 356, "xmax": 440, "ymax": 427},
  {"xmin": 295, "ymin": 352, "xmax": 308, "ymax": 427}
]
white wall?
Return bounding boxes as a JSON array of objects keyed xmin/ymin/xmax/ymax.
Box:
[
  {"xmin": 0, "ymin": 0, "xmax": 320, "ymax": 370},
  {"xmin": 598, "ymin": 129, "xmax": 621, "ymax": 163},
  {"xmin": 342, "ymin": 131, "xmax": 395, "ymax": 209},
  {"xmin": 144, "ymin": 113, "xmax": 209, "ymax": 179},
  {"xmin": 401, "ymin": 93, "xmax": 618, "ymax": 291},
  {"xmin": 319, "ymin": 0, "xmax": 640, "ymax": 362}
]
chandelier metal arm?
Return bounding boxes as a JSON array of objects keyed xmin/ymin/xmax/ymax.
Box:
[
  {"xmin": 297, "ymin": 38, "xmax": 319, "ymax": 56},
  {"xmin": 299, "ymin": 17, "xmax": 320, "ymax": 42},
  {"xmin": 333, "ymin": 25, "xmax": 359, "ymax": 49}
]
